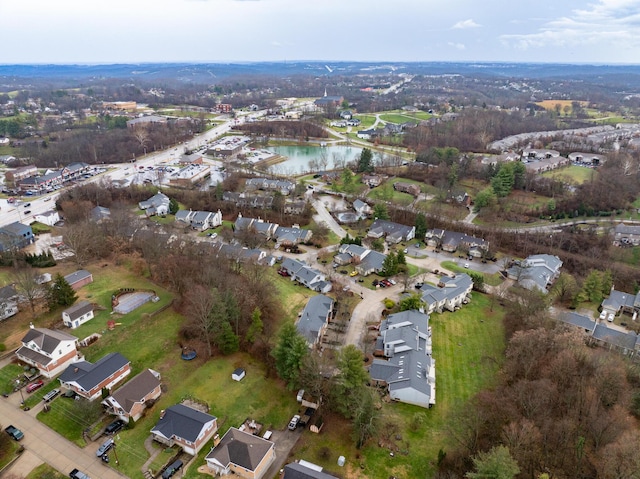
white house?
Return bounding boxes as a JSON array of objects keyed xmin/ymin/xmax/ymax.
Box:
[
  {"xmin": 62, "ymin": 300, "xmax": 94, "ymax": 329},
  {"xmin": 418, "ymin": 274, "xmax": 473, "ymax": 313},
  {"xmin": 33, "ymin": 210, "xmax": 61, "ymax": 227},
  {"xmin": 138, "ymin": 193, "xmax": 170, "ymax": 217},
  {"xmin": 16, "ymin": 326, "xmax": 81, "ymax": 378}
]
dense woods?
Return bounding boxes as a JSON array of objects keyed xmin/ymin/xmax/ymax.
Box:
[
  {"xmin": 233, "ymin": 120, "xmax": 328, "ymax": 140},
  {"xmin": 438, "ymin": 296, "xmax": 640, "ymax": 479}
]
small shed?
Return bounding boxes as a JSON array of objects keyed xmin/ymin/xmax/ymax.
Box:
[{"xmin": 231, "ymin": 368, "xmax": 246, "ymax": 382}]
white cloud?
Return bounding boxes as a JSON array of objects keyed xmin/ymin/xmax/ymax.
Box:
[
  {"xmin": 452, "ymin": 19, "xmax": 481, "ymax": 29},
  {"xmin": 501, "ymin": 0, "xmax": 640, "ymax": 51},
  {"xmin": 448, "ymin": 42, "xmax": 466, "ymax": 50}
]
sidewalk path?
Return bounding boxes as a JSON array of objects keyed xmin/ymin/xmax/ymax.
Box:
[{"xmin": 0, "ymin": 395, "xmax": 128, "ymax": 479}]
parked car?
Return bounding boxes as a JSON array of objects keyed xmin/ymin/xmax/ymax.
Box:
[
  {"xmin": 5, "ymin": 425, "xmax": 24, "ymax": 441},
  {"xmin": 288, "ymin": 414, "xmax": 300, "ymax": 430},
  {"xmin": 96, "ymin": 438, "xmax": 114, "ymax": 457},
  {"xmin": 43, "ymin": 388, "xmax": 60, "ymax": 402},
  {"xmin": 464, "ymin": 263, "xmax": 469, "ymax": 268},
  {"xmin": 105, "ymin": 419, "xmax": 125, "ymax": 435},
  {"xmin": 599, "ymin": 311, "xmax": 607, "ymax": 320},
  {"xmin": 69, "ymin": 469, "xmax": 90, "ymax": 479},
  {"xmin": 607, "ymin": 313, "xmax": 615, "ymax": 322},
  {"xmin": 26, "ymin": 379, "xmax": 44, "ymax": 393},
  {"xmin": 349, "ymin": 271, "xmax": 358, "ymax": 277},
  {"xmin": 161, "ymin": 460, "xmax": 183, "ymax": 479}
]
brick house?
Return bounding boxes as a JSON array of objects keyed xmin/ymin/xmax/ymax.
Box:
[
  {"xmin": 151, "ymin": 404, "xmax": 218, "ymax": 455},
  {"xmin": 59, "ymin": 352, "xmax": 131, "ymax": 400},
  {"xmin": 102, "ymin": 369, "xmax": 162, "ymax": 423}
]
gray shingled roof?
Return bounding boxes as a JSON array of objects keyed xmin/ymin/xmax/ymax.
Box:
[
  {"xmin": 151, "ymin": 404, "xmax": 216, "ymax": 443},
  {"xmin": 297, "ymin": 295, "xmax": 334, "ymax": 345},
  {"xmin": 205, "ymin": 427, "xmax": 273, "ymax": 471},
  {"xmin": 59, "ymin": 352, "xmax": 129, "ymax": 391},
  {"xmin": 283, "ymin": 462, "xmax": 339, "ymax": 479},
  {"xmin": 108, "ymin": 369, "xmax": 161, "ymax": 415},
  {"xmin": 21, "ymin": 327, "xmax": 77, "ymax": 354},
  {"xmin": 62, "ymin": 300, "xmax": 93, "ymax": 322}
]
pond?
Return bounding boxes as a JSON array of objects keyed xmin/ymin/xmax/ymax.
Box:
[{"xmin": 266, "ymin": 145, "xmax": 362, "ymax": 175}]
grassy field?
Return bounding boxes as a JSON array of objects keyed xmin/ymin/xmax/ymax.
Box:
[
  {"xmin": 542, "ymin": 165, "xmax": 596, "ymax": 184},
  {"xmin": 367, "ymin": 187, "xmax": 415, "ymax": 206},
  {"xmin": 354, "ymin": 114, "xmax": 377, "ymax": 130},
  {"xmin": 0, "ymin": 363, "xmax": 24, "ymax": 395},
  {"xmin": 294, "ymin": 293, "xmax": 506, "ymax": 479},
  {"xmin": 0, "ymin": 436, "xmax": 21, "ymax": 471}
]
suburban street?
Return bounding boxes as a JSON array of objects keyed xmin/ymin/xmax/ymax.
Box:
[{"xmin": 0, "ymin": 377, "xmax": 126, "ymax": 479}]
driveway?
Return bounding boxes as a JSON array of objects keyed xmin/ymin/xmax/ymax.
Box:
[{"xmin": 0, "ymin": 392, "xmax": 126, "ymax": 479}]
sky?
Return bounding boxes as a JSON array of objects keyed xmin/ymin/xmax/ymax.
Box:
[{"xmin": 1, "ymin": 0, "xmax": 639, "ymax": 64}]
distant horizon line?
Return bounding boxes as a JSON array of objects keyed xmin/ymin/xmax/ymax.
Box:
[{"xmin": 2, "ymin": 60, "xmax": 640, "ymax": 67}]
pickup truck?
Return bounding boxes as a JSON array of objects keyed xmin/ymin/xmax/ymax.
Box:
[
  {"xmin": 5, "ymin": 425, "xmax": 24, "ymax": 441},
  {"xmin": 69, "ymin": 469, "xmax": 91, "ymax": 479}
]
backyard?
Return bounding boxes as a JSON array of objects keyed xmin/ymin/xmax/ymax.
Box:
[{"xmin": 291, "ymin": 293, "xmax": 506, "ymax": 479}]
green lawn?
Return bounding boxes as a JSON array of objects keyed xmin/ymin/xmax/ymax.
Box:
[
  {"xmin": 0, "ymin": 363, "xmax": 24, "ymax": 395},
  {"xmin": 25, "ymin": 463, "xmax": 67, "ymax": 479},
  {"xmin": 440, "ymin": 261, "xmax": 503, "ymax": 286},
  {"xmin": 354, "ymin": 114, "xmax": 377, "ymax": 130},
  {"xmin": 367, "ymin": 187, "xmax": 415, "ymax": 206},
  {"xmin": 0, "ymin": 436, "xmax": 21, "ymax": 471},
  {"xmin": 542, "ymin": 165, "xmax": 597, "ymax": 184},
  {"xmin": 295, "ymin": 293, "xmax": 505, "ymax": 479}
]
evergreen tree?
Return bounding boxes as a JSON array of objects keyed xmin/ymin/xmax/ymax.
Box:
[
  {"xmin": 169, "ymin": 198, "xmax": 179, "ymax": 215},
  {"xmin": 333, "ymin": 345, "xmax": 369, "ymax": 417},
  {"xmin": 272, "ymin": 323, "xmax": 308, "ymax": 389},
  {"xmin": 399, "ymin": 293, "xmax": 425, "ymax": 312},
  {"xmin": 415, "ymin": 213, "xmax": 428, "ymax": 239},
  {"xmin": 373, "ymin": 203, "xmax": 389, "ymax": 220},
  {"xmin": 46, "ymin": 273, "xmax": 77, "ymax": 311},
  {"xmin": 357, "ymin": 148, "xmax": 374, "ymax": 173},
  {"xmin": 381, "ymin": 252, "xmax": 398, "ymax": 277},
  {"xmin": 217, "ymin": 321, "xmax": 239, "ymax": 355},
  {"xmin": 491, "ymin": 163, "xmax": 515, "ymax": 197},
  {"xmin": 246, "ymin": 307, "xmax": 263, "ymax": 344}
]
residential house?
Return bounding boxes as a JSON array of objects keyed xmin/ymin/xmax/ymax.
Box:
[
  {"xmin": 223, "ymin": 192, "xmax": 275, "ymax": 210},
  {"xmin": 296, "ymin": 295, "xmax": 335, "ymax": 348},
  {"xmin": 59, "ymin": 352, "xmax": 131, "ymax": 401},
  {"xmin": 0, "ymin": 222, "xmax": 35, "ymax": 252},
  {"xmin": 102, "ymin": 369, "xmax": 162, "ymax": 423},
  {"xmin": 204, "ymin": 427, "xmax": 276, "ymax": 479},
  {"xmin": 353, "ymin": 199, "xmax": 372, "ymax": 218},
  {"xmin": 213, "ymin": 244, "xmax": 268, "ymax": 265},
  {"xmin": 361, "ymin": 175, "xmax": 383, "ymax": 188},
  {"xmin": 367, "ymin": 219, "xmax": 415, "ymax": 243},
  {"xmin": 601, "ymin": 288, "xmax": 640, "ymax": 317},
  {"xmin": 568, "ymin": 152, "xmax": 606, "ymax": 165},
  {"xmin": 274, "ymin": 226, "xmax": 312, "ymax": 246},
  {"xmin": 447, "ymin": 189, "xmax": 471, "ymax": 207},
  {"xmin": 522, "ymin": 148, "xmax": 560, "ymax": 160},
  {"xmin": 336, "ymin": 244, "xmax": 387, "ymax": 276},
  {"xmin": 418, "ymin": 274, "xmax": 473, "ymax": 313},
  {"xmin": 339, "ymin": 110, "xmax": 352, "ymax": 120},
  {"xmin": 507, "ymin": 254, "xmax": 563, "ymax": 294},
  {"xmin": 369, "ymin": 310, "xmax": 436, "ymax": 408},
  {"xmin": 559, "ymin": 312, "xmax": 640, "ymax": 358},
  {"xmin": 356, "ymin": 129, "xmax": 379, "ymax": 140},
  {"xmin": 246, "ymin": 178, "xmax": 295, "ymax": 195},
  {"xmin": 175, "ymin": 209, "xmax": 194, "ymax": 226},
  {"xmin": 151, "ymin": 404, "xmax": 218, "ymax": 455},
  {"xmin": 282, "ymin": 462, "xmax": 340, "ymax": 479},
  {"xmin": 284, "ymin": 200, "xmax": 306, "ymax": 215},
  {"xmin": 33, "ymin": 210, "xmax": 61, "ymax": 227},
  {"xmin": 189, "ymin": 210, "xmax": 223, "ymax": 231},
  {"xmin": 612, "ymin": 224, "xmax": 640, "ymax": 246},
  {"xmin": 16, "ymin": 326, "xmax": 80, "ymax": 378},
  {"xmin": 523, "ymin": 156, "xmax": 570, "ymax": 174},
  {"xmin": 89, "ymin": 206, "xmax": 111, "ymax": 223},
  {"xmin": 64, "ymin": 270, "xmax": 93, "ymax": 291},
  {"xmin": 138, "ymin": 192, "xmax": 170, "ymax": 217},
  {"xmin": 281, "ymin": 258, "xmax": 332, "ymax": 293},
  {"xmin": 234, "ymin": 215, "xmax": 279, "ymax": 241},
  {"xmin": 425, "ymin": 229, "xmax": 489, "ymax": 256},
  {"xmin": 0, "ymin": 284, "xmax": 19, "ymax": 320},
  {"xmin": 62, "ymin": 300, "xmax": 94, "ymax": 329},
  {"xmin": 393, "ymin": 182, "xmax": 420, "ymax": 197}
]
